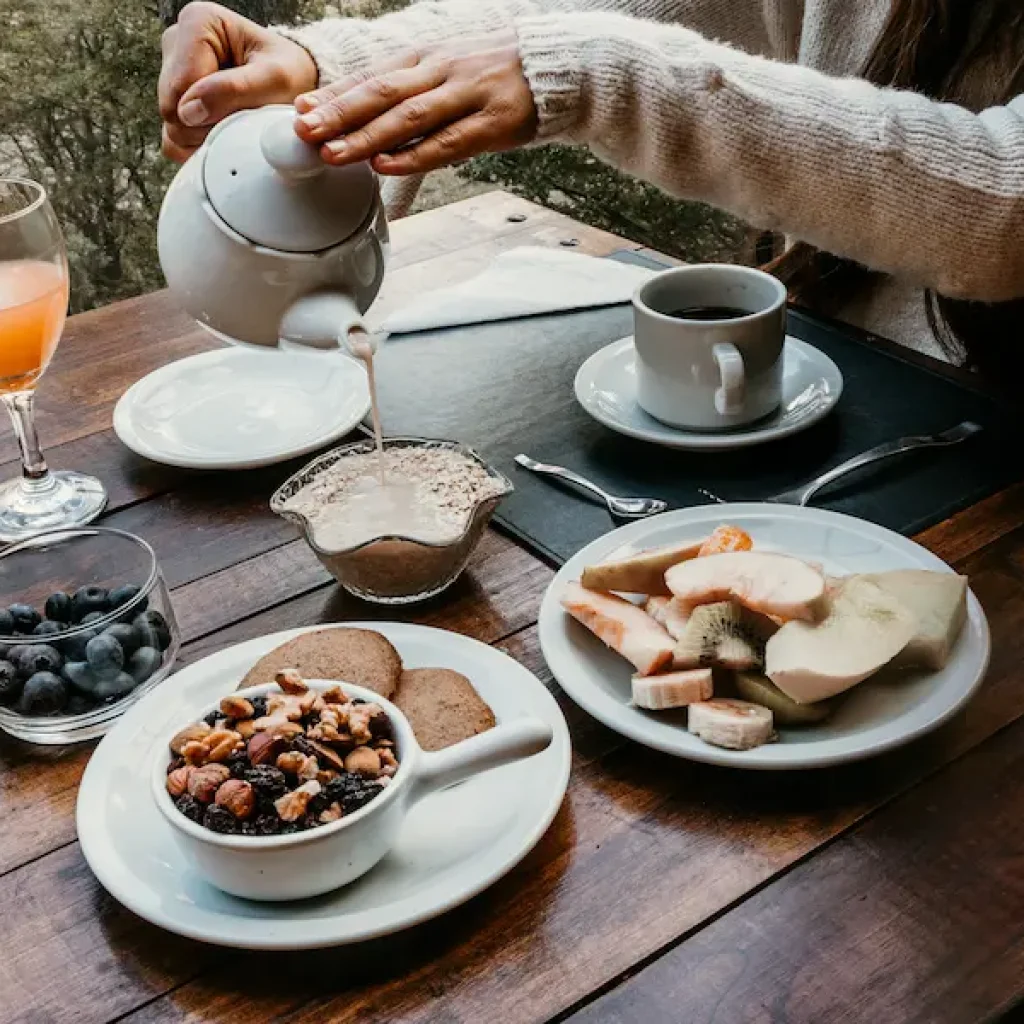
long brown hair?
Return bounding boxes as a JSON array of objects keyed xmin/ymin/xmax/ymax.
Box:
[{"xmin": 771, "ymin": 0, "xmax": 1024, "ymax": 380}]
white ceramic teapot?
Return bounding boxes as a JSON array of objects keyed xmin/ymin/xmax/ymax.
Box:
[{"xmin": 157, "ymin": 104, "xmax": 388, "ymax": 351}]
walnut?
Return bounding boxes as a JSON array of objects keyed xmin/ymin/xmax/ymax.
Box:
[
  {"xmin": 321, "ymin": 686, "xmax": 346, "ymax": 705},
  {"xmin": 319, "ymin": 708, "xmax": 341, "ymax": 730},
  {"xmin": 181, "ymin": 740, "xmax": 210, "ymax": 766},
  {"xmin": 264, "ymin": 694, "xmax": 305, "ymax": 721},
  {"xmin": 307, "ymin": 739, "xmax": 346, "ymax": 771},
  {"xmin": 274, "ymin": 668, "xmax": 309, "ymax": 695},
  {"xmin": 316, "ymin": 769, "xmax": 339, "ymax": 786},
  {"xmin": 169, "ymin": 722, "xmax": 212, "ymax": 756},
  {"xmin": 205, "ymin": 728, "xmax": 244, "ymax": 763},
  {"xmin": 214, "ymin": 779, "xmax": 255, "ymax": 820},
  {"xmin": 235, "ymin": 718, "xmax": 256, "ymax": 740},
  {"xmin": 247, "ymin": 731, "xmax": 288, "ymax": 766},
  {"xmin": 219, "ymin": 695, "xmax": 254, "ymax": 720},
  {"xmin": 298, "ymin": 690, "xmax": 321, "ymax": 716},
  {"xmin": 188, "ymin": 763, "xmax": 231, "ymax": 803},
  {"xmin": 306, "ymin": 720, "xmax": 345, "ymax": 745},
  {"xmin": 345, "ymin": 746, "xmax": 381, "ymax": 777},
  {"xmin": 274, "ymin": 780, "xmax": 321, "ymax": 822},
  {"xmin": 166, "ymin": 765, "xmax": 193, "ymax": 797},
  {"xmin": 377, "ymin": 748, "xmax": 399, "ymax": 777},
  {"xmin": 319, "ymin": 802, "xmax": 343, "ymax": 824},
  {"xmin": 276, "ymin": 751, "xmax": 318, "ymax": 780},
  {"xmin": 347, "ymin": 705, "xmax": 374, "ymax": 745}
]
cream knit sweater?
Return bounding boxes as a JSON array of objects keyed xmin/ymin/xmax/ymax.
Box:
[{"xmin": 281, "ymin": 0, "xmax": 1024, "ymax": 358}]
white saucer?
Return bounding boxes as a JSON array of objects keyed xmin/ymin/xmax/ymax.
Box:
[
  {"xmin": 113, "ymin": 347, "xmax": 371, "ymax": 470},
  {"xmin": 76, "ymin": 622, "xmax": 570, "ymax": 949},
  {"xmin": 539, "ymin": 504, "xmax": 989, "ymax": 770},
  {"xmin": 574, "ymin": 337, "xmax": 843, "ymax": 450}
]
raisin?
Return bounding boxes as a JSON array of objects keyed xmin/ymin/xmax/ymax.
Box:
[
  {"xmin": 244, "ymin": 765, "xmax": 288, "ymax": 800},
  {"xmin": 307, "ymin": 792, "xmax": 330, "ymax": 818},
  {"xmin": 202, "ymin": 709, "xmax": 220, "ymax": 728},
  {"xmin": 167, "ymin": 756, "xmax": 186, "ymax": 775},
  {"xmin": 351, "ymin": 698, "xmax": 367, "ymax": 705},
  {"xmin": 175, "ymin": 794, "xmax": 203, "ymax": 823},
  {"xmin": 325, "ymin": 773, "xmax": 382, "ymax": 815},
  {"xmin": 204, "ymin": 804, "xmax": 239, "ymax": 834},
  {"xmin": 248, "ymin": 696, "xmax": 268, "ymax": 719},
  {"xmin": 369, "ymin": 710, "xmax": 393, "ymax": 742},
  {"xmin": 226, "ymin": 750, "xmax": 249, "ymax": 779},
  {"xmin": 242, "ymin": 814, "xmax": 282, "ymax": 837},
  {"xmin": 290, "ymin": 736, "xmax": 317, "ymax": 759}
]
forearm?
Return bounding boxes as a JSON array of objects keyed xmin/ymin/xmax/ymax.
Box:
[
  {"xmin": 278, "ymin": 0, "xmax": 771, "ymax": 86},
  {"xmin": 515, "ymin": 11, "xmax": 1024, "ymax": 302}
]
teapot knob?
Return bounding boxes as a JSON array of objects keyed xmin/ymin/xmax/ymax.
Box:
[{"xmin": 260, "ymin": 116, "xmax": 325, "ymax": 181}]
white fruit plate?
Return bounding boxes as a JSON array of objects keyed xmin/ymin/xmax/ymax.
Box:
[{"xmin": 538, "ymin": 503, "xmax": 990, "ymax": 769}]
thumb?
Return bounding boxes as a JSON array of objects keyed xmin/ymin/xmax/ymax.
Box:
[{"xmin": 177, "ymin": 57, "xmax": 292, "ymax": 128}]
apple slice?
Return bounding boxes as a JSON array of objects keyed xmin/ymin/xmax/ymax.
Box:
[
  {"xmin": 665, "ymin": 551, "xmax": 827, "ymax": 622},
  {"xmin": 561, "ymin": 582, "xmax": 675, "ymax": 675},
  {"xmin": 581, "ymin": 538, "xmax": 706, "ymax": 596},
  {"xmin": 765, "ymin": 576, "xmax": 917, "ymax": 703}
]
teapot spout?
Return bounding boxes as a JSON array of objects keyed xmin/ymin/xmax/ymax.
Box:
[{"xmin": 279, "ymin": 290, "xmax": 368, "ymax": 352}]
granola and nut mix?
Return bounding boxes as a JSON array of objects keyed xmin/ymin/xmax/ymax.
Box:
[{"xmin": 165, "ymin": 669, "xmax": 398, "ymax": 836}]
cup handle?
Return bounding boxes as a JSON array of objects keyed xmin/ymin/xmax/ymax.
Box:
[
  {"xmin": 713, "ymin": 342, "xmax": 745, "ymax": 416},
  {"xmin": 410, "ymin": 718, "xmax": 553, "ymax": 802}
]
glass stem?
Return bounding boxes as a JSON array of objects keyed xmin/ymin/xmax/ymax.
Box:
[{"xmin": 2, "ymin": 391, "xmax": 51, "ymax": 484}]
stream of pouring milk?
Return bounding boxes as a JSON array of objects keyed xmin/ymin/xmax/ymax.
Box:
[{"xmin": 348, "ymin": 328, "xmax": 385, "ymax": 484}]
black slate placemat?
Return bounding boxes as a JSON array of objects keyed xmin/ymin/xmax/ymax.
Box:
[{"xmin": 369, "ymin": 251, "xmax": 1024, "ymax": 567}]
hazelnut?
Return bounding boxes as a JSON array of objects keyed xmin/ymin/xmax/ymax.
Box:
[
  {"xmin": 166, "ymin": 765, "xmax": 193, "ymax": 797},
  {"xmin": 205, "ymin": 728, "xmax": 244, "ymax": 763},
  {"xmin": 276, "ymin": 751, "xmax": 318, "ymax": 780},
  {"xmin": 274, "ymin": 780, "xmax": 321, "ymax": 822},
  {"xmin": 254, "ymin": 714, "xmax": 304, "ymax": 738},
  {"xmin": 219, "ymin": 696, "xmax": 254, "ymax": 720},
  {"xmin": 214, "ymin": 779, "xmax": 255, "ymax": 820},
  {"xmin": 169, "ymin": 722, "xmax": 212, "ymax": 756},
  {"xmin": 181, "ymin": 740, "xmax": 210, "ymax": 766},
  {"xmin": 275, "ymin": 668, "xmax": 308, "ymax": 695},
  {"xmin": 188, "ymin": 763, "xmax": 231, "ymax": 803},
  {"xmin": 377, "ymin": 748, "xmax": 399, "ymax": 777},
  {"xmin": 307, "ymin": 739, "xmax": 346, "ymax": 771},
  {"xmin": 247, "ymin": 731, "xmax": 287, "ymax": 766},
  {"xmin": 345, "ymin": 746, "xmax": 381, "ymax": 777},
  {"xmin": 319, "ymin": 802, "xmax": 343, "ymax": 824}
]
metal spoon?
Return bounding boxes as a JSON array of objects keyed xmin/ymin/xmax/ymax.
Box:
[{"xmin": 514, "ymin": 454, "xmax": 668, "ymax": 518}]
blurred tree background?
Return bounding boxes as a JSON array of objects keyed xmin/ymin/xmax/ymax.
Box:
[{"xmin": 0, "ymin": 0, "xmax": 750, "ymax": 314}]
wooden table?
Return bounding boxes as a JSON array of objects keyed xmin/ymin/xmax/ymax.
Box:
[{"xmin": 3, "ymin": 191, "xmax": 1024, "ymax": 1024}]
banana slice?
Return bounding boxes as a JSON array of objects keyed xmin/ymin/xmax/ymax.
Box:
[
  {"xmin": 632, "ymin": 668, "xmax": 713, "ymax": 710},
  {"xmin": 687, "ymin": 698, "xmax": 774, "ymax": 750},
  {"xmin": 734, "ymin": 671, "xmax": 833, "ymax": 725}
]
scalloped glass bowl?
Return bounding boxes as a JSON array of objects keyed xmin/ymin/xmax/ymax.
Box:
[
  {"xmin": 0, "ymin": 527, "xmax": 181, "ymax": 744},
  {"xmin": 271, "ymin": 437, "xmax": 513, "ymax": 604}
]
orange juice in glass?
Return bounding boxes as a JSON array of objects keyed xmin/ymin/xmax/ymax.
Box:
[{"xmin": 0, "ymin": 179, "xmax": 106, "ymax": 540}]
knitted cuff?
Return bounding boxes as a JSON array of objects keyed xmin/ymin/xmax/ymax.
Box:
[
  {"xmin": 274, "ymin": 23, "xmax": 408, "ymax": 85},
  {"xmin": 515, "ymin": 15, "xmax": 585, "ymax": 140}
]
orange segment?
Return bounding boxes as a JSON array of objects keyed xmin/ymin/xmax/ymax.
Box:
[{"xmin": 698, "ymin": 525, "xmax": 753, "ymax": 557}]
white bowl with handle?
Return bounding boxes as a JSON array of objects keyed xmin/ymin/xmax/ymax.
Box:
[{"xmin": 152, "ymin": 679, "xmax": 552, "ymax": 901}]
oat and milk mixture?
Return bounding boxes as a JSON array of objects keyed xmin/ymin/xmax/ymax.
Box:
[{"xmin": 283, "ymin": 447, "xmax": 506, "ymax": 552}]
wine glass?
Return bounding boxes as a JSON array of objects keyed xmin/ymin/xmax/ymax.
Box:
[{"xmin": 0, "ymin": 177, "xmax": 106, "ymax": 541}]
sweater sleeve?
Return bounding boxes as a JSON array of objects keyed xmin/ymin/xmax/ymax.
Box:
[
  {"xmin": 277, "ymin": 0, "xmax": 772, "ymax": 85},
  {"xmin": 515, "ymin": 11, "xmax": 1024, "ymax": 302}
]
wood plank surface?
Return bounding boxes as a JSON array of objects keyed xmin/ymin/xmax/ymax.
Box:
[{"xmin": 0, "ymin": 192, "xmax": 1022, "ymax": 1024}]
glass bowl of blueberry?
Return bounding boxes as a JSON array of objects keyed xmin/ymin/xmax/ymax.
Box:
[{"xmin": 0, "ymin": 526, "xmax": 179, "ymax": 744}]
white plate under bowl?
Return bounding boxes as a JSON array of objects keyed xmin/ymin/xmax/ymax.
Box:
[
  {"xmin": 539, "ymin": 504, "xmax": 989, "ymax": 769},
  {"xmin": 76, "ymin": 622, "xmax": 570, "ymax": 949},
  {"xmin": 575, "ymin": 337, "xmax": 842, "ymax": 450},
  {"xmin": 113, "ymin": 347, "xmax": 370, "ymax": 470}
]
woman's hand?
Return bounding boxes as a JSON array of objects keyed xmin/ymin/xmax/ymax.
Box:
[
  {"xmin": 293, "ymin": 32, "xmax": 538, "ymax": 175},
  {"xmin": 158, "ymin": 1, "xmax": 318, "ymax": 162}
]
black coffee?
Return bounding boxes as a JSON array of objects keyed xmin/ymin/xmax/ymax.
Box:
[{"xmin": 667, "ymin": 305, "xmax": 749, "ymax": 321}]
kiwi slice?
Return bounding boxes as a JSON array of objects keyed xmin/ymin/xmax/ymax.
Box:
[{"xmin": 734, "ymin": 671, "xmax": 833, "ymax": 726}]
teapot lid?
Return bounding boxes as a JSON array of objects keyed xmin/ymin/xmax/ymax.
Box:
[{"xmin": 201, "ymin": 106, "xmax": 376, "ymax": 253}]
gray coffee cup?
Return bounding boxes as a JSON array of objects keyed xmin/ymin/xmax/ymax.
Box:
[{"xmin": 633, "ymin": 264, "xmax": 787, "ymax": 430}]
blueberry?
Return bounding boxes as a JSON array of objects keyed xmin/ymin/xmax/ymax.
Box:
[
  {"xmin": 8, "ymin": 604, "xmax": 41, "ymax": 634},
  {"xmin": 92, "ymin": 672, "xmax": 135, "ymax": 700},
  {"xmin": 19, "ymin": 671, "xmax": 68, "ymax": 714},
  {"xmin": 71, "ymin": 586, "xmax": 109, "ymax": 623},
  {"xmin": 109, "ymin": 584, "xmax": 146, "ymax": 618},
  {"xmin": 104, "ymin": 623, "xmax": 139, "ymax": 657},
  {"xmin": 32, "ymin": 620, "xmax": 64, "ymax": 639},
  {"xmin": 66, "ymin": 694, "xmax": 92, "ymax": 715},
  {"xmin": 81, "ymin": 611, "xmax": 107, "ymax": 625},
  {"xmin": 85, "ymin": 632, "xmax": 124, "ymax": 676},
  {"xmin": 14, "ymin": 644, "xmax": 63, "ymax": 679},
  {"xmin": 0, "ymin": 661, "xmax": 22, "ymax": 706},
  {"xmin": 44, "ymin": 592, "xmax": 73, "ymax": 624},
  {"xmin": 127, "ymin": 646, "xmax": 161, "ymax": 685},
  {"xmin": 7, "ymin": 644, "xmax": 33, "ymax": 672},
  {"xmin": 0, "ymin": 609, "xmax": 14, "ymax": 637},
  {"xmin": 134, "ymin": 610, "xmax": 171, "ymax": 652},
  {"xmin": 63, "ymin": 661, "xmax": 100, "ymax": 695},
  {"xmin": 0, "ymin": 644, "xmax": 9, "ymax": 662},
  {"xmin": 60, "ymin": 628, "xmax": 97, "ymax": 662}
]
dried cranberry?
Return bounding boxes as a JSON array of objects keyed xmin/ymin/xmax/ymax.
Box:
[
  {"xmin": 203, "ymin": 804, "xmax": 239, "ymax": 834},
  {"xmin": 175, "ymin": 794, "xmax": 203, "ymax": 823},
  {"xmin": 244, "ymin": 765, "xmax": 287, "ymax": 800}
]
